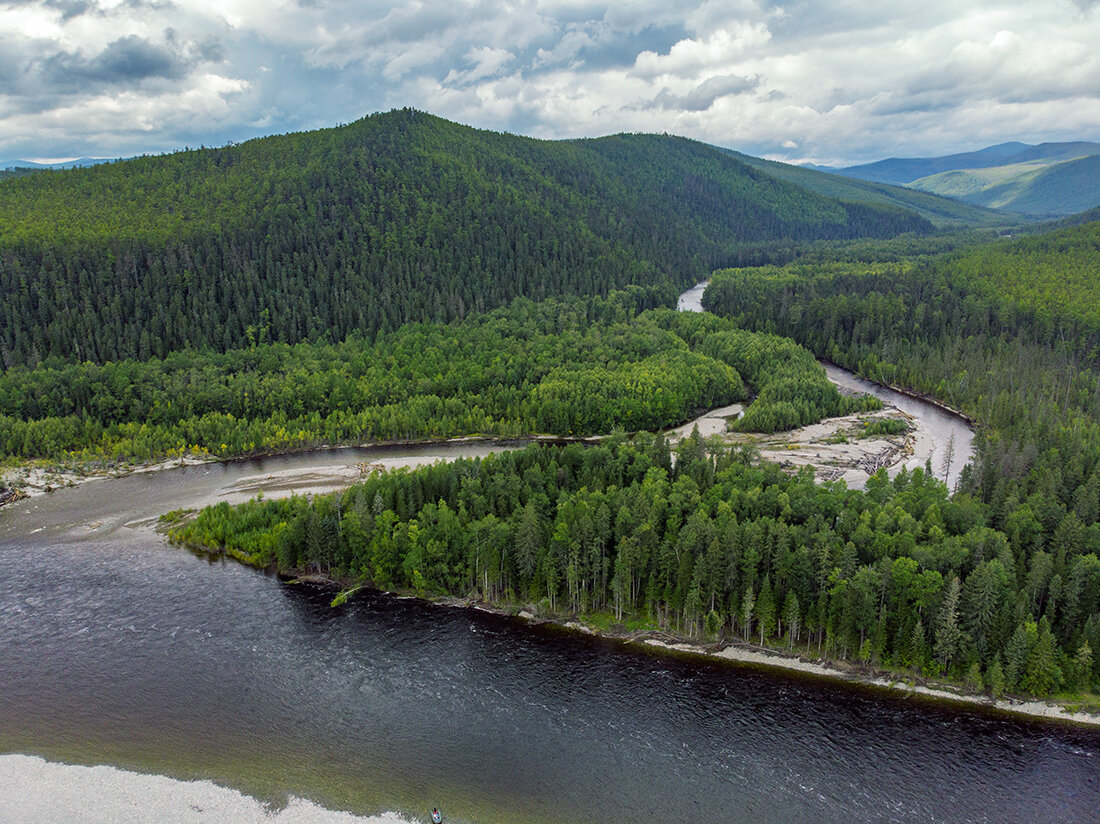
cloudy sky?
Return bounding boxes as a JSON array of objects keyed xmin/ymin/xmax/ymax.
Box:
[{"xmin": 2, "ymin": 0, "xmax": 1098, "ymax": 166}]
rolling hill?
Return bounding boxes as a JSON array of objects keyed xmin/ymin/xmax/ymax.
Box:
[
  {"xmin": 833, "ymin": 141, "xmax": 1100, "ymax": 185},
  {"xmin": 727, "ymin": 150, "xmax": 1009, "ymax": 228},
  {"xmin": 0, "ymin": 109, "xmax": 932, "ymax": 367},
  {"xmin": 909, "ymin": 154, "xmax": 1100, "ymax": 216}
]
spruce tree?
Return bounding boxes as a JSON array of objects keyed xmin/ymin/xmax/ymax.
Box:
[
  {"xmin": 740, "ymin": 585, "xmax": 755, "ymax": 642},
  {"xmin": 755, "ymin": 575, "xmax": 776, "ymax": 645},
  {"xmin": 783, "ymin": 590, "xmax": 801, "ymax": 649},
  {"xmin": 987, "ymin": 657, "xmax": 1006, "ymax": 698},
  {"xmin": 934, "ymin": 576, "xmax": 962, "ymax": 672},
  {"xmin": 1072, "ymin": 641, "xmax": 1093, "ymax": 692},
  {"xmin": 1021, "ymin": 618, "xmax": 1062, "ymax": 697}
]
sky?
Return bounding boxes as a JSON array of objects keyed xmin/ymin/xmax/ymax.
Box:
[{"xmin": 1, "ymin": 0, "xmax": 1098, "ymax": 166}]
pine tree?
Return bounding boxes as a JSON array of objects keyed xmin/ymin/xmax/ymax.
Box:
[
  {"xmin": 755, "ymin": 575, "xmax": 776, "ymax": 645},
  {"xmin": 783, "ymin": 590, "xmax": 801, "ymax": 649},
  {"xmin": 934, "ymin": 576, "xmax": 962, "ymax": 672}
]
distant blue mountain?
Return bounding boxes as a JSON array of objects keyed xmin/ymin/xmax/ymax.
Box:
[
  {"xmin": 834, "ymin": 141, "xmax": 1099, "ymax": 185},
  {"xmin": 0, "ymin": 157, "xmax": 117, "ymax": 171}
]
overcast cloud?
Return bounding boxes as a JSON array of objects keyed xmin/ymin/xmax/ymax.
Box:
[{"xmin": 1, "ymin": 0, "xmax": 1097, "ymax": 164}]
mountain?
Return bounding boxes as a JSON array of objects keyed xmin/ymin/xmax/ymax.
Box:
[
  {"xmin": 0, "ymin": 157, "xmax": 115, "ymax": 171},
  {"xmin": 0, "ymin": 109, "xmax": 932, "ymax": 367},
  {"xmin": 909, "ymin": 154, "xmax": 1100, "ymax": 216},
  {"xmin": 835, "ymin": 141, "xmax": 1100, "ymax": 185},
  {"xmin": 727, "ymin": 151, "xmax": 1010, "ymax": 228}
]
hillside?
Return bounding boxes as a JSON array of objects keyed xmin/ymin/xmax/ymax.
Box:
[
  {"xmin": 835, "ymin": 140, "xmax": 1100, "ymax": 185},
  {"xmin": 910, "ymin": 154, "xmax": 1100, "ymax": 216},
  {"xmin": 942, "ymin": 217, "xmax": 1100, "ymax": 326},
  {"xmin": 727, "ymin": 151, "xmax": 1009, "ymax": 228},
  {"xmin": 0, "ymin": 109, "xmax": 931, "ymax": 368}
]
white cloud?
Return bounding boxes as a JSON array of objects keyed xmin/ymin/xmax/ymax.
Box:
[
  {"xmin": 0, "ymin": 0, "xmax": 1098, "ymax": 165},
  {"xmin": 632, "ymin": 25, "xmax": 771, "ymax": 80},
  {"xmin": 443, "ymin": 46, "xmax": 515, "ymax": 86}
]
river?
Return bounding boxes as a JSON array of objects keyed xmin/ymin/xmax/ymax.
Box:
[
  {"xmin": 679, "ymin": 280, "xmax": 975, "ymax": 491},
  {"xmin": 0, "ymin": 291, "xmax": 1093, "ymax": 824}
]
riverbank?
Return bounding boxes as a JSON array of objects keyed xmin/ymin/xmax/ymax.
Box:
[
  {"xmin": 268, "ymin": 567, "xmax": 1100, "ymax": 730},
  {"xmin": 641, "ymin": 639, "xmax": 1100, "ymax": 728},
  {"xmin": 0, "ymin": 755, "xmax": 411, "ymax": 824},
  {"xmin": 452, "ymin": 598, "xmax": 1100, "ymax": 729}
]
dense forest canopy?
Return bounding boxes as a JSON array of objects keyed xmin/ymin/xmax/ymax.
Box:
[
  {"xmin": 0, "ymin": 109, "xmax": 932, "ymax": 368},
  {"xmin": 170, "ymin": 218, "xmax": 1100, "ymax": 700},
  {"xmin": 170, "ymin": 435, "xmax": 1100, "ymax": 699},
  {"xmin": 941, "ymin": 220, "xmax": 1100, "ymax": 330},
  {"xmin": 0, "ymin": 291, "xmax": 873, "ymax": 464},
  {"xmin": 685, "ymin": 221, "xmax": 1100, "ymax": 695}
]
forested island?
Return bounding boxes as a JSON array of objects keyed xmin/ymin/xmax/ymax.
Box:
[{"xmin": 3, "ymin": 110, "xmax": 1099, "ymax": 716}]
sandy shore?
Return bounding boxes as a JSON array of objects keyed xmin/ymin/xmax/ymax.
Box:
[
  {"xmin": 731, "ymin": 408, "xmax": 916, "ymax": 489},
  {"xmin": 636, "ymin": 637, "xmax": 1100, "ymax": 727},
  {"xmin": 1, "ymin": 454, "xmax": 212, "ymax": 500},
  {"xmin": 0, "ymin": 754, "xmax": 411, "ymax": 824}
]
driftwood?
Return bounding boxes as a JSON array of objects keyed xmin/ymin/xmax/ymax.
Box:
[
  {"xmin": 0, "ymin": 486, "xmax": 22, "ymax": 506},
  {"xmin": 856, "ymin": 444, "xmax": 898, "ymax": 474}
]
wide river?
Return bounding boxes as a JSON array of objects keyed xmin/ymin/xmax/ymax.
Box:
[{"xmin": 1, "ymin": 288, "xmax": 1095, "ymax": 823}]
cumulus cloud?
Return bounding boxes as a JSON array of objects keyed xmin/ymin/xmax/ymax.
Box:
[
  {"xmin": 0, "ymin": 0, "xmax": 1098, "ymax": 166},
  {"xmin": 645, "ymin": 73, "xmax": 761, "ymax": 111},
  {"xmin": 39, "ymin": 35, "xmax": 189, "ymax": 88}
]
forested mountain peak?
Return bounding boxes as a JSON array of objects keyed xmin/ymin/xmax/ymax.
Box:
[{"xmin": 0, "ymin": 109, "xmax": 931, "ymax": 367}]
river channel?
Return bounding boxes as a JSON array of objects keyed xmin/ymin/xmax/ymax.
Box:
[
  {"xmin": 1, "ymin": 289, "xmax": 1094, "ymax": 824},
  {"xmin": 678, "ymin": 280, "xmax": 975, "ymax": 491}
]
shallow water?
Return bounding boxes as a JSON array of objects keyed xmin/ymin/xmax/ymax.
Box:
[{"xmin": 680, "ymin": 279, "xmax": 974, "ymax": 490}]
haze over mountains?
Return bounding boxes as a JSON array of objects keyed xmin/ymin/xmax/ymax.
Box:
[
  {"xmin": 0, "ymin": 157, "xmax": 114, "ymax": 171},
  {"xmin": 828, "ymin": 142, "xmax": 1100, "ymax": 217}
]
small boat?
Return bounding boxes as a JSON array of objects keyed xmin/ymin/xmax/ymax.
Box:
[{"xmin": 431, "ymin": 808, "xmax": 443, "ymax": 824}]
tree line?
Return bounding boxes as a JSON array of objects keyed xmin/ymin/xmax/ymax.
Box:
[
  {"xmin": 0, "ymin": 109, "xmax": 931, "ymax": 367},
  {"xmin": 169, "ymin": 436, "xmax": 1099, "ymax": 699},
  {"xmin": 0, "ymin": 292, "xmax": 870, "ymax": 464}
]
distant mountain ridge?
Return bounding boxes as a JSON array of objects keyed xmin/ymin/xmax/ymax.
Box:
[
  {"xmin": 0, "ymin": 109, "xmax": 933, "ymax": 366},
  {"xmin": 909, "ymin": 154, "xmax": 1100, "ymax": 217},
  {"xmin": 824, "ymin": 141, "xmax": 1100, "ymax": 217},
  {"xmin": 0, "ymin": 157, "xmax": 116, "ymax": 171},
  {"xmin": 725, "ymin": 150, "xmax": 1009, "ymax": 228},
  {"xmin": 833, "ymin": 141, "xmax": 1100, "ymax": 185}
]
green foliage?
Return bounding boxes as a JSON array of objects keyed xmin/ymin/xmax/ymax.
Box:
[
  {"xmin": 653, "ymin": 309, "xmax": 880, "ymax": 432},
  {"xmin": 987, "ymin": 657, "xmax": 1006, "ymax": 698},
  {"xmin": 170, "ymin": 436, "xmax": 1100, "ymax": 696},
  {"xmin": 0, "ymin": 294, "xmax": 759, "ymax": 462},
  {"xmin": 860, "ymin": 418, "xmax": 910, "ymax": 437},
  {"xmin": 943, "ymin": 221, "xmax": 1100, "ymax": 330},
  {"xmin": 0, "ymin": 110, "xmax": 930, "ymax": 368}
]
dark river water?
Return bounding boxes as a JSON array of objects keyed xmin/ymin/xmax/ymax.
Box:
[
  {"xmin": 1, "ymin": 445, "xmax": 1098, "ymax": 824},
  {"xmin": 0, "ymin": 287, "xmax": 1091, "ymax": 823}
]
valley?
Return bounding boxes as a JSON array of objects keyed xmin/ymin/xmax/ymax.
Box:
[{"xmin": 2, "ymin": 110, "xmax": 1099, "ymax": 824}]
